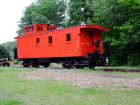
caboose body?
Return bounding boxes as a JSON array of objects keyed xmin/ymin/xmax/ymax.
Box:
[{"xmin": 15, "ymin": 24, "xmax": 108, "ymax": 68}]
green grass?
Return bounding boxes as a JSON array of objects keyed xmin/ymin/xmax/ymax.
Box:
[
  {"xmin": 0, "ymin": 99, "xmax": 21, "ymax": 105},
  {"xmin": 106, "ymin": 66, "xmax": 140, "ymax": 70},
  {"xmin": 0, "ymin": 68, "xmax": 140, "ymax": 105},
  {"xmin": 76, "ymin": 67, "xmax": 140, "ymax": 78}
]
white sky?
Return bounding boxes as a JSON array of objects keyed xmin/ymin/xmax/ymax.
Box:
[{"xmin": 0, "ymin": 0, "xmax": 36, "ymax": 44}]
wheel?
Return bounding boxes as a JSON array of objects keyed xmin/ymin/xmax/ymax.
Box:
[
  {"xmin": 89, "ymin": 61, "xmax": 95, "ymax": 70},
  {"xmin": 32, "ymin": 62, "xmax": 39, "ymax": 68},
  {"xmin": 22, "ymin": 62, "xmax": 29, "ymax": 67},
  {"xmin": 62, "ymin": 61, "xmax": 75, "ymax": 69},
  {"xmin": 89, "ymin": 66, "xmax": 95, "ymax": 70},
  {"xmin": 7, "ymin": 64, "xmax": 10, "ymax": 67},
  {"xmin": 23, "ymin": 64, "xmax": 29, "ymax": 67},
  {"xmin": 32, "ymin": 64, "xmax": 39, "ymax": 68},
  {"xmin": 2, "ymin": 64, "xmax": 5, "ymax": 67},
  {"xmin": 35, "ymin": 65, "xmax": 39, "ymax": 68},
  {"xmin": 44, "ymin": 63, "xmax": 50, "ymax": 68},
  {"xmin": 32, "ymin": 60, "xmax": 39, "ymax": 68}
]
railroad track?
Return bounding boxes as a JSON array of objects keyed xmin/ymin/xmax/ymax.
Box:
[
  {"xmin": 103, "ymin": 68, "xmax": 140, "ymax": 72},
  {"xmin": 0, "ymin": 66, "xmax": 140, "ymax": 73}
]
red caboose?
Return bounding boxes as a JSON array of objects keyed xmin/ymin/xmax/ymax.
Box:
[{"xmin": 15, "ymin": 24, "xmax": 108, "ymax": 68}]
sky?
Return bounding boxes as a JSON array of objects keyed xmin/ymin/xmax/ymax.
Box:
[{"xmin": 0, "ymin": 0, "xmax": 36, "ymax": 44}]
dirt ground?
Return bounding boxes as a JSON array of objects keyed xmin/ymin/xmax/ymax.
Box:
[{"xmin": 20, "ymin": 67, "xmax": 140, "ymax": 88}]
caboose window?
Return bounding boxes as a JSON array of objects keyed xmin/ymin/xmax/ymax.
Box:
[
  {"xmin": 25, "ymin": 27, "xmax": 34, "ymax": 32},
  {"xmin": 36, "ymin": 38, "xmax": 40, "ymax": 45},
  {"xmin": 31, "ymin": 27, "xmax": 34, "ymax": 31},
  {"xmin": 66, "ymin": 33, "xmax": 71, "ymax": 42},
  {"xmin": 37, "ymin": 26, "xmax": 43, "ymax": 31},
  {"xmin": 48, "ymin": 36, "xmax": 52, "ymax": 44}
]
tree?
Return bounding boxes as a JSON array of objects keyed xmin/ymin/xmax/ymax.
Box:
[
  {"xmin": 0, "ymin": 45, "xmax": 11, "ymax": 60},
  {"xmin": 17, "ymin": 0, "xmax": 67, "ymax": 35},
  {"xmin": 56, "ymin": 0, "xmax": 67, "ymax": 28},
  {"xmin": 115, "ymin": 0, "xmax": 140, "ymax": 65},
  {"xmin": 68, "ymin": 0, "xmax": 94, "ymax": 26},
  {"xmin": 1, "ymin": 41, "xmax": 16, "ymax": 60}
]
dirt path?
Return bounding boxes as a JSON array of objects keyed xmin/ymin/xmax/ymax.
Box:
[{"xmin": 21, "ymin": 69, "xmax": 140, "ymax": 88}]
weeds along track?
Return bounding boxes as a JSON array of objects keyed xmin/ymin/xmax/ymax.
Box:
[{"xmin": 103, "ymin": 69, "xmax": 140, "ymax": 72}]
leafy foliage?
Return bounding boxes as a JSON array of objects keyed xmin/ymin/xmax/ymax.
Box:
[
  {"xmin": 101, "ymin": 0, "xmax": 140, "ymax": 66},
  {"xmin": 0, "ymin": 41, "xmax": 16, "ymax": 60},
  {"xmin": 68, "ymin": 0, "xmax": 94, "ymax": 26},
  {"xmin": 0, "ymin": 45, "xmax": 11, "ymax": 60},
  {"xmin": 116, "ymin": 0, "xmax": 140, "ymax": 65},
  {"xmin": 17, "ymin": 0, "xmax": 67, "ymax": 35}
]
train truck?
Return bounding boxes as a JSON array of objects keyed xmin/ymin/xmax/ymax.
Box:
[{"xmin": 0, "ymin": 58, "xmax": 10, "ymax": 67}]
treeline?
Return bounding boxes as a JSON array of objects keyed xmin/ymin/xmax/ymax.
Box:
[
  {"xmin": 0, "ymin": 41, "xmax": 16, "ymax": 60},
  {"xmin": 16, "ymin": 0, "xmax": 140, "ymax": 66}
]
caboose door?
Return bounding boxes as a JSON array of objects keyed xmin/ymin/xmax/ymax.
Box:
[{"xmin": 88, "ymin": 31, "xmax": 94, "ymax": 53}]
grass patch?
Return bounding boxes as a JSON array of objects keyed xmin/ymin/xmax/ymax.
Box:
[
  {"xmin": 107, "ymin": 66, "xmax": 140, "ymax": 70},
  {"xmin": 0, "ymin": 99, "xmax": 21, "ymax": 105},
  {"xmin": 75, "ymin": 67, "xmax": 140, "ymax": 78},
  {"xmin": 0, "ymin": 68, "xmax": 140, "ymax": 105}
]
